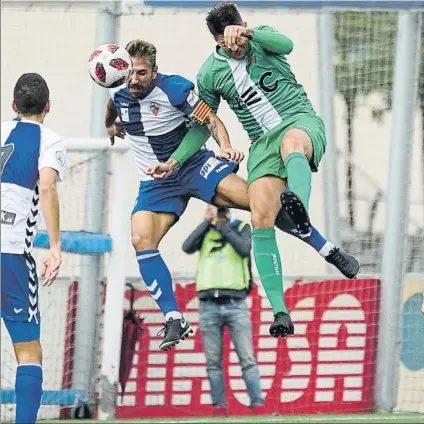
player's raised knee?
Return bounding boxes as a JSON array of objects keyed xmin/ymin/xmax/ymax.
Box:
[
  {"xmin": 280, "ymin": 129, "xmax": 312, "ymax": 160},
  {"xmin": 250, "ymin": 210, "xmax": 275, "ymax": 230},
  {"xmin": 14, "ymin": 340, "xmax": 42, "ymax": 365}
]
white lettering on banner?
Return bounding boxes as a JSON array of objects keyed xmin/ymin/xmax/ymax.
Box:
[
  {"xmin": 316, "ymin": 294, "xmax": 366, "ymax": 403},
  {"xmin": 281, "ymin": 296, "xmax": 315, "ymax": 403},
  {"xmin": 138, "ymin": 292, "xmax": 366, "ymax": 407},
  {"xmin": 114, "ymin": 279, "xmax": 379, "ymax": 417}
]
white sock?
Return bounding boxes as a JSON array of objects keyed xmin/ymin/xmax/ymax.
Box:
[
  {"xmin": 319, "ymin": 242, "xmax": 335, "ymax": 258},
  {"xmin": 165, "ymin": 311, "xmax": 182, "ymax": 321}
]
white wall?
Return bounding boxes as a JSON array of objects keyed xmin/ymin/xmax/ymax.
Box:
[{"xmin": 1, "ymin": 7, "xmax": 423, "ymax": 279}]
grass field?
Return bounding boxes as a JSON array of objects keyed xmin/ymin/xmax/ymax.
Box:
[{"xmin": 42, "ymin": 413, "xmax": 424, "ymax": 424}]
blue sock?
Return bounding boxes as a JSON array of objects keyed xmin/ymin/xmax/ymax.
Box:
[
  {"xmin": 136, "ymin": 249, "xmax": 181, "ymax": 321},
  {"xmin": 275, "ymin": 210, "xmax": 334, "ymax": 256},
  {"xmin": 15, "ymin": 364, "xmax": 43, "ymax": 424},
  {"xmin": 307, "ymin": 227, "xmax": 330, "ymax": 253}
]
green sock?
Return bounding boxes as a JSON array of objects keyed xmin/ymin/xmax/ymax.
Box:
[
  {"xmin": 252, "ymin": 228, "xmax": 288, "ymax": 315},
  {"xmin": 284, "ymin": 152, "xmax": 312, "ymax": 212}
]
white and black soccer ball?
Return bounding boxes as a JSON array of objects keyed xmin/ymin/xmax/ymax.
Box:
[{"xmin": 88, "ymin": 43, "xmax": 133, "ymax": 88}]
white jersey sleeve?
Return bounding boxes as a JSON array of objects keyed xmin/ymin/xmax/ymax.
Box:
[{"xmin": 39, "ymin": 127, "xmax": 66, "ymax": 182}]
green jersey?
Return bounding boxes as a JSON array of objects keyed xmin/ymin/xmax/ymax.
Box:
[{"xmin": 197, "ymin": 25, "xmax": 316, "ymax": 142}]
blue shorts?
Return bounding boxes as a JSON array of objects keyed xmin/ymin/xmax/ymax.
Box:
[
  {"xmin": 1, "ymin": 253, "xmax": 40, "ymax": 343},
  {"xmin": 133, "ymin": 149, "xmax": 238, "ymax": 217}
]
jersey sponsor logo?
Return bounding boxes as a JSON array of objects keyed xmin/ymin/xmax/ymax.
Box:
[
  {"xmin": 200, "ymin": 157, "xmax": 220, "ymax": 179},
  {"xmin": 186, "ymin": 90, "xmax": 199, "ymax": 107},
  {"xmin": 258, "ymin": 71, "xmax": 279, "ymax": 93},
  {"xmin": 215, "ymin": 164, "xmax": 229, "ymax": 173},
  {"xmin": 1, "ymin": 210, "xmax": 16, "ymax": 226},
  {"xmin": 149, "ymin": 102, "xmax": 160, "ymax": 117},
  {"xmin": 56, "ymin": 150, "xmax": 66, "ymax": 167}
]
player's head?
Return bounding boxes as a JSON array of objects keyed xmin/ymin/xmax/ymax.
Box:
[
  {"xmin": 125, "ymin": 39, "xmax": 158, "ymax": 98},
  {"xmin": 12, "ymin": 73, "xmax": 50, "ymax": 119},
  {"xmin": 217, "ymin": 206, "xmax": 230, "ymax": 219},
  {"xmin": 206, "ymin": 2, "xmax": 249, "ymax": 60}
]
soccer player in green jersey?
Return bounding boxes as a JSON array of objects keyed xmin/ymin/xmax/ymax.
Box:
[{"xmin": 195, "ymin": 2, "xmax": 337, "ymax": 337}]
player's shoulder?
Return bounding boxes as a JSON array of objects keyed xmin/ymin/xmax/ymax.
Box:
[
  {"xmin": 155, "ymin": 73, "xmax": 195, "ymax": 106},
  {"xmin": 1, "ymin": 120, "xmax": 16, "ymax": 133},
  {"xmin": 198, "ymin": 53, "xmax": 216, "ymax": 72},
  {"xmin": 156, "ymin": 73, "xmax": 194, "ymax": 94},
  {"xmin": 197, "ymin": 53, "xmax": 217, "ymax": 84},
  {"xmin": 1, "ymin": 119, "xmax": 42, "ymax": 145},
  {"xmin": 41, "ymin": 125, "xmax": 63, "ymax": 147},
  {"xmin": 1, "ymin": 120, "xmax": 16, "ymax": 145}
]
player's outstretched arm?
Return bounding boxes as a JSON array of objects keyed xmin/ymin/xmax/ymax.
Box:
[
  {"xmin": 145, "ymin": 111, "xmax": 243, "ymax": 180},
  {"xmin": 39, "ymin": 167, "xmax": 62, "ymax": 286},
  {"xmin": 144, "ymin": 123, "xmax": 210, "ymax": 179}
]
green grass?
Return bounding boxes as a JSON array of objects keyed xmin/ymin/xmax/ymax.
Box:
[{"xmin": 41, "ymin": 413, "xmax": 424, "ymax": 424}]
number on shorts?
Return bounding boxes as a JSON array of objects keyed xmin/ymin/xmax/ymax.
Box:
[{"xmin": 1, "ymin": 144, "xmax": 15, "ymax": 174}]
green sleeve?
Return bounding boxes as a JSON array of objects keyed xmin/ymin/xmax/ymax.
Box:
[
  {"xmin": 196, "ymin": 66, "xmax": 220, "ymax": 113},
  {"xmin": 170, "ymin": 123, "xmax": 210, "ymax": 167},
  {"xmin": 252, "ymin": 25, "xmax": 293, "ymax": 55}
]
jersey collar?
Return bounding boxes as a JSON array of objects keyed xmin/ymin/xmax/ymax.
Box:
[{"xmin": 13, "ymin": 117, "xmax": 42, "ymax": 126}]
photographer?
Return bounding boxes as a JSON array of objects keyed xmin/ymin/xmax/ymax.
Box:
[{"xmin": 182, "ymin": 206, "xmax": 264, "ymax": 416}]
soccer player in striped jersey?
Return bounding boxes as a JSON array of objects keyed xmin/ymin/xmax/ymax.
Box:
[
  {"xmin": 106, "ymin": 39, "xmax": 244, "ymax": 351},
  {"xmin": 195, "ymin": 2, "xmax": 358, "ymax": 338},
  {"xmin": 1, "ymin": 73, "xmax": 66, "ymax": 424}
]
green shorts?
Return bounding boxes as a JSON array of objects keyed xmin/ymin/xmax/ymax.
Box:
[{"xmin": 247, "ymin": 113, "xmax": 327, "ymax": 185}]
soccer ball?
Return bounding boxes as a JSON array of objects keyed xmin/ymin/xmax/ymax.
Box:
[{"xmin": 88, "ymin": 44, "xmax": 133, "ymax": 89}]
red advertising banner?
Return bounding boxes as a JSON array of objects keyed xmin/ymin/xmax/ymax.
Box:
[{"xmin": 116, "ymin": 279, "xmax": 380, "ymax": 418}]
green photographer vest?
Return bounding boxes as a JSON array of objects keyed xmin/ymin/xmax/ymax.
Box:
[{"xmin": 196, "ymin": 221, "xmax": 250, "ymax": 292}]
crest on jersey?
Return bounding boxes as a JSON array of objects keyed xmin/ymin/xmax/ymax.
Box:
[
  {"xmin": 149, "ymin": 102, "xmax": 160, "ymax": 116},
  {"xmin": 56, "ymin": 150, "xmax": 66, "ymax": 167}
]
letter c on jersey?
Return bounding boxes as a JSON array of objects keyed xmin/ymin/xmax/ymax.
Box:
[{"xmin": 259, "ymin": 71, "xmax": 279, "ymax": 93}]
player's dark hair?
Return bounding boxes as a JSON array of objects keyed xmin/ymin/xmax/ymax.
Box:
[
  {"xmin": 217, "ymin": 207, "xmax": 229, "ymax": 216},
  {"xmin": 13, "ymin": 73, "xmax": 49, "ymax": 115},
  {"xmin": 206, "ymin": 2, "xmax": 244, "ymax": 37},
  {"xmin": 126, "ymin": 39, "xmax": 157, "ymax": 69}
]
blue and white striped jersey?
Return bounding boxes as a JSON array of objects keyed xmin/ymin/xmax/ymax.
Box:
[
  {"xmin": 110, "ymin": 73, "xmax": 211, "ymax": 181},
  {"xmin": 1, "ymin": 118, "xmax": 66, "ymax": 254}
]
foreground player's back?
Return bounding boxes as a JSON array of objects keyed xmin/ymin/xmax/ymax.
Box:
[
  {"xmin": 1, "ymin": 118, "xmax": 65, "ymax": 254},
  {"xmin": 1, "ymin": 72, "xmax": 66, "ymax": 424}
]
